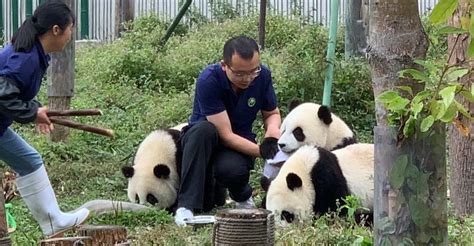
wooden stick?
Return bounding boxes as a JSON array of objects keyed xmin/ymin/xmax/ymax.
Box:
[
  {"xmin": 47, "ymin": 109, "xmax": 103, "ymax": 117},
  {"xmin": 50, "ymin": 118, "xmax": 114, "ymax": 138}
]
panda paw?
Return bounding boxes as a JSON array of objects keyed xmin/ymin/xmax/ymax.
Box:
[{"xmin": 259, "ymin": 137, "xmax": 279, "ymax": 159}]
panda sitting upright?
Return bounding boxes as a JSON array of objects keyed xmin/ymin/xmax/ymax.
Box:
[
  {"xmin": 278, "ymin": 100, "xmax": 357, "ymax": 153},
  {"xmin": 266, "ymin": 143, "xmax": 374, "ymax": 226},
  {"xmin": 121, "ymin": 127, "xmax": 183, "ymax": 213}
]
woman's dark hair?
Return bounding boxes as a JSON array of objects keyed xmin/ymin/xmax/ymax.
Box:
[
  {"xmin": 223, "ymin": 35, "xmax": 259, "ymax": 65},
  {"xmin": 12, "ymin": 0, "xmax": 75, "ymax": 52}
]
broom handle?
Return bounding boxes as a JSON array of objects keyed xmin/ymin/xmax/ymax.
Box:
[
  {"xmin": 50, "ymin": 118, "xmax": 114, "ymax": 138},
  {"xmin": 47, "ymin": 109, "xmax": 103, "ymax": 117}
]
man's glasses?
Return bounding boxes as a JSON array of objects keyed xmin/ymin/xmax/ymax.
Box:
[{"xmin": 227, "ymin": 65, "xmax": 262, "ymax": 79}]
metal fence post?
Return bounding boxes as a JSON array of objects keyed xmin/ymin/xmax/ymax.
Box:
[
  {"xmin": 80, "ymin": 0, "xmax": 89, "ymax": 39},
  {"xmin": 11, "ymin": 1, "xmax": 18, "ymax": 33},
  {"xmin": 26, "ymin": 0, "xmax": 33, "ymax": 18}
]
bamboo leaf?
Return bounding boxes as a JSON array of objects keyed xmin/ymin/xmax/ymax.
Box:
[
  {"xmin": 437, "ymin": 26, "xmax": 467, "ymax": 34},
  {"xmin": 454, "ymin": 100, "xmax": 473, "ymax": 119},
  {"xmin": 460, "ymin": 90, "xmax": 474, "ymax": 103},
  {"xmin": 429, "ymin": 0, "xmax": 459, "ymax": 25},
  {"xmin": 388, "ymin": 97, "xmax": 410, "ymax": 111},
  {"xmin": 414, "ymin": 60, "xmax": 437, "ymax": 72},
  {"xmin": 413, "ymin": 90, "xmax": 432, "ymax": 104},
  {"xmin": 399, "ymin": 69, "xmax": 430, "ymax": 83},
  {"xmin": 377, "ymin": 91, "xmax": 399, "ymax": 104},
  {"xmin": 439, "ymin": 85, "xmax": 457, "ymax": 107},
  {"xmin": 446, "ymin": 68, "xmax": 469, "ymax": 82},
  {"xmin": 412, "ymin": 101, "xmax": 423, "ymax": 118},
  {"xmin": 396, "ymin": 86, "xmax": 413, "ymax": 96},
  {"xmin": 404, "ymin": 116, "xmax": 416, "ymax": 137},
  {"xmin": 390, "ymin": 155, "xmax": 408, "ymax": 190},
  {"xmin": 421, "ymin": 115, "xmax": 435, "ymax": 132},
  {"xmin": 441, "ymin": 103, "xmax": 458, "ymax": 123}
]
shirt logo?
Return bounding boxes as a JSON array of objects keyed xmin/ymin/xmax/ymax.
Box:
[{"xmin": 248, "ymin": 97, "xmax": 256, "ymax": 107}]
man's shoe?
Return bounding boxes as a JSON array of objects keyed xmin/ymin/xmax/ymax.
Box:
[
  {"xmin": 235, "ymin": 197, "xmax": 255, "ymax": 209},
  {"xmin": 174, "ymin": 207, "xmax": 193, "ymax": 226}
]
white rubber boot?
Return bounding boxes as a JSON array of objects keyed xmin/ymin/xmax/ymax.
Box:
[
  {"xmin": 16, "ymin": 165, "xmax": 90, "ymax": 237},
  {"xmin": 174, "ymin": 207, "xmax": 194, "ymax": 226}
]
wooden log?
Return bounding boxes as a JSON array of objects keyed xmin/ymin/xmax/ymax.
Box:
[
  {"xmin": 38, "ymin": 236, "xmax": 93, "ymax": 246},
  {"xmin": 47, "ymin": 109, "xmax": 103, "ymax": 117},
  {"xmin": 77, "ymin": 225, "xmax": 127, "ymax": 245},
  {"xmin": 50, "ymin": 118, "xmax": 114, "ymax": 138},
  {"xmin": 0, "ymin": 173, "xmax": 9, "ymax": 243}
]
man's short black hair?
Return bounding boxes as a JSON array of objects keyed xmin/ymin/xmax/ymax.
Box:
[{"xmin": 223, "ymin": 35, "xmax": 260, "ymax": 65}]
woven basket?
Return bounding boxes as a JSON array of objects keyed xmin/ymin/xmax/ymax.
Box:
[{"xmin": 212, "ymin": 208, "xmax": 274, "ymax": 245}]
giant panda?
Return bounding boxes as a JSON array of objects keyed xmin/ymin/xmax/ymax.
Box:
[
  {"xmin": 260, "ymin": 101, "xmax": 356, "ymax": 207},
  {"xmin": 278, "ymin": 101, "xmax": 356, "ymax": 153},
  {"xmin": 265, "ymin": 143, "xmax": 374, "ymax": 226},
  {"xmin": 121, "ymin": 127, "xmax": 182, "ymax": 212}
]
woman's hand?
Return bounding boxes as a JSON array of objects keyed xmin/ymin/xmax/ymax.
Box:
[{"xmin": 35, "ymin": 107, "xmax": 54, "ymax": 134}]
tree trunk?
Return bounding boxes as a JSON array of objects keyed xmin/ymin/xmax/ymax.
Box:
[
  {"xmin": 344, "ymin": 0, "xmax": 367, "ymax": 58},
  {"xmin": 447, "ymin": 0, "xmax": 474, "ymax": 216},
  {"xmin": 367, "ymin": 0, "xmax": 428, "ymax": 125},
  {"xmin": 77, "ymin": 225, "xmax": 128, "ymax": 245},
  {"xmin": 47, "ymin": 0, "xmax": 76, "ymax": 142},
  {"xmin": 368, "ymin": 0, "xmax": 448, "ymax": 245}
]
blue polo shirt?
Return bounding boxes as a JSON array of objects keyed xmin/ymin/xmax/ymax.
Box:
[
  {"xmin": 189, "ymin": 63, "xmax": 277, "ymax": 142},
  {"xmin": 0, "ymin": 41, "xmax": 50, "ymax": 136}
]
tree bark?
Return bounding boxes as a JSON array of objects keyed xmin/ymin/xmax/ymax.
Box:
[
  {"xmin": 368, "ymin": 0, "xmax": 448, "ymax": 245},
  {"xmin": 78, "ymin": 225, "xmax": 128, "ymax": 245},
  {"xmin": 447, "ymin": 0, "xmax": 474, "ymax": 216},
  {"xmin": 367, "ymin": 0, "xmax": 428, "ymax": 126},
  {"xmin": 47, "ymin": 0, "xmax": 76, "ymax": 142},
  {"xmin": 345, "ymin": 0, "xmax": 367, "ymax": 58}
]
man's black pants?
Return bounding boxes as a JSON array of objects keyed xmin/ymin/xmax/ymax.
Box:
[{"xmin": 177, "ymin": 121, "xmax": 254, "ymax": 211}]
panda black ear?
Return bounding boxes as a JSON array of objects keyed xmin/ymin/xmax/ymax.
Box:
[
  {"xmin": 122, "ymin": 166, "xmax": 134, "ymax": 178},
  {"xmin": 288, "ymin": 99, "xmax": 302, "ymax": 112},
  {"xmin": 286, "ymin": 173, "xmax": 303, "ymax": 191},
  {"xmin": 154, "ymin": 164, "xmax": 171, "ymax": 179},
  {"xmin": 317, "ymin": 106, "xmax": 333, "ymax": 125}
]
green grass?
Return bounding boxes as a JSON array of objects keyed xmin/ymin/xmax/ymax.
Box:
[{"xmin": 3, "ymin": 14, "xmax": 473, "ymax": 245}]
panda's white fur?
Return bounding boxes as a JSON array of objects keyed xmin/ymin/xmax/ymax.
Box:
[
  {"xmin": 278, "ymin": 102, "xmax": 355, "ymax": 153},
  {"xmin": 122, "ymin": 129, "xmax": 180, "ymax": 210},
  {"xmin": 332, "ymin": 143, "xmax": 374, "ymax": 210},
  {"xmin": 266, "ymin": 143, "xmax": 374, "ymax": 225}
]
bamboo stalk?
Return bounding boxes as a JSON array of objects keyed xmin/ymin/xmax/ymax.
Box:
[
  {"xmin": 50, "ymin": 118, "xmax": 114, "ymax": 138},
  {"xmin": 47, "ymin": 109, "xmax": 103, "ymax": 117}
]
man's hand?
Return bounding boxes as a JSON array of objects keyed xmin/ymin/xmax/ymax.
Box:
[
  {"xmin": 35, "ymin": 107, "xmax": 53, "ymax": 134},
  {"xmin": 259, "ymin": 137, "xmax": 279, "ymax": 159}
]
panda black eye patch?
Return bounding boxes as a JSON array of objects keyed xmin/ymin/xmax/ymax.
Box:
[
  {"xmin": 153, "ymin": 164, "xmax": 171, "ymax": 179},
  {"xmin": 292, "ymin": 127, "xmax": 305, "ymax": 142}
]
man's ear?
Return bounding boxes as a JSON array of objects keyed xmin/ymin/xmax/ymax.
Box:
[{"xmin": 220, "ymin": 60, "xmax": 226, "ymax": 71}]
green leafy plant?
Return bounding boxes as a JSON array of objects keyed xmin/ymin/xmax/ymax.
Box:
[{"xmin": 377, "ymin": 0, "xmax": 474, "ymax": 141}]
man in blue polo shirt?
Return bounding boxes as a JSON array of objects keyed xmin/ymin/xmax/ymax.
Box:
[{"xmin": 175, "ymin": 36, "xmax": 281, "ymax": 225}]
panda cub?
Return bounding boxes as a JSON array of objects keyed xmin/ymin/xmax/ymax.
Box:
[
  {"xmin": 260, "ymin": 101, "xmax": 356, "ymax": 195},
  {"xmin": 278, "ymin": 101, "xmax": 356, "ymax": 153},
  {"xmin": 266, "ymin": 143, "xmax": 374, "ymax": 226},
  {"xmin": 121, "ymin": 128, "xmax": 182, "ymax": 212}
]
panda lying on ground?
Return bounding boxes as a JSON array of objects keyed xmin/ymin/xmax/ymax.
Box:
[
  {"xmin": 265, "ymin": 143, "xmax": 374, "ymax": 226},
  {"xmin": 121, "ymin": 126, "xmax": 183, "ymax": 213}
]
